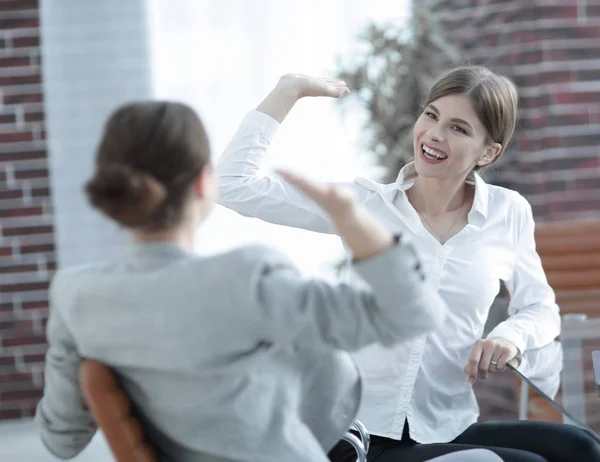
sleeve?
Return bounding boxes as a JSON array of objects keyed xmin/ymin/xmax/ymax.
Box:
[
  {"xmin": 217, "ymin": 110, "xmax": 366, "ymax": 234},
  {"xmin": 517, "ymin": 341, "xmax": 563, "ymax": 399},
  {"xmin": 35, "ymin": 274, "xmax": 97, "ymax": 459},
  {"xmin": 252, "ymin": 237, "xmax": 446, "ymax": 351},
  {"xmin": 487, "ymin": 197, "xmax": 561, "ymax": 354}
]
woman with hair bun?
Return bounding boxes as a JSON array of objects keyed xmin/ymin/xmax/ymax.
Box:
[{"xmin": 34, "ymin": 100, "xmax": 500, "ymax": 462}]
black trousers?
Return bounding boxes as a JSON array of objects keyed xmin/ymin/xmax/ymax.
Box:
[{"xmin": 328, "ymin": 420, "xmax": 600, "ymax": 462}]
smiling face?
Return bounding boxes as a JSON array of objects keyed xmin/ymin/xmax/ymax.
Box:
[{"xmin": 413, "ymin": 93, "xmax": 501, "ymax": 181}]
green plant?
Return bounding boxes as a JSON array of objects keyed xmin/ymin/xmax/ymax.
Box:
[{"xmin": 337, "ymin": 4, "xmax": 461, "ymax": 182}]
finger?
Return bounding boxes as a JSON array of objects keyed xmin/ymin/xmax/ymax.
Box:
[
  {"xmin": 321, "ymin": 79, "xmax": 350, "ymax": 97},
  {"xmin": 489, "ymin": 353, "xmax": 502, "ymax": 372},
  {"xmin": 497, "ymin": 350, "xmax": 515, "ymax": 371},
  {"xmin": 322, "ymin": 78, "xmax": 346, "ymax": 85},
  {"xmin": 326, "ymin": 85, "xmax": 350, "ymax": 98},
  {"xmin": 275, "ymin": 169, "xmax": 329, "ymax": 201},
  {"xmin": 466, "ymin": 340, "xmax": 484, "ymax": 383},
  {"xmin": 478, "ymin": 342, "xmax": 494, "ymax": 379}
]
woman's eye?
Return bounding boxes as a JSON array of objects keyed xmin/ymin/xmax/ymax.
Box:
[
  {"xmin": 452, "ymin": 126, "xmax": 467, "ymax": 134},
  {"xmin": 425, "ymin": 111, "xmax": 437, "ymax": 120}
]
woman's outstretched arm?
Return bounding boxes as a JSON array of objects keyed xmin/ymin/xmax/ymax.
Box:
[{"xmin": 217, "ymin": 74, "xmax": 362, "ymax": 235}]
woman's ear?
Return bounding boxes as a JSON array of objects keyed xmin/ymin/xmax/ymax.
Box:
[
  {"xmin": 191, "ymin": 164, "xmax": 214, "ymax": 198},
  {"xmin": 477, "ymin": 143, "xmax": 502, "ymax": 167}
]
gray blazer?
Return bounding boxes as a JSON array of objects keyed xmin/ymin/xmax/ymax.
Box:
[{"xmin": 35, "ymin": 239, "xmax": 444, "ymax": 462}]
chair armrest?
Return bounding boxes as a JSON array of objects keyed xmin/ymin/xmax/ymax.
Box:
[
  {"xmin": 593, "ymin": 350, "xmax": 600, "ymax": 399},
  {"xmin": 350, "ymin": 419, "xmax": 370, "ymax": 453},
  {"xmin": 342, "ymin": 432, "xmax": 367, "ymax": 462}
]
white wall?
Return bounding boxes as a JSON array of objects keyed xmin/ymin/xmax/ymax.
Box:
[
  {"xmin": 149, "ymin": 0, "xmax": 410, "ymax": 274},
  {"xmin": 42, "ymin": 0, "xmax": 410, "ymax": 273},
  {"xmin": 41, "ymin": 0, "xmax": 153, "ymax": 267}
]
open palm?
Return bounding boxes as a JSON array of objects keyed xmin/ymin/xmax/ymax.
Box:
[
  {"xmin": 276, "ymin": 169, "xmax": 356, "ymax": 218},
  {"xmin": 279, "ymin": 73, "xmax": 350, "ymax": 99}
]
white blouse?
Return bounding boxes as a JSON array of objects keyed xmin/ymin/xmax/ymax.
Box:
[{"xmin": 216, "ymin": 110, "xmax": 561, "ymax": 443}]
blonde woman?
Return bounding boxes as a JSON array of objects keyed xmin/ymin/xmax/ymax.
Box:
[{"xmin": 217, "ymin": 68, "xmax": 600, "ymax": 461}]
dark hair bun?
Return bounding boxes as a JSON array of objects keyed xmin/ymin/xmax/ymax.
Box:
[{"xmin": 85, "ymin": 164, "xmax": 167, "ymax": 228}]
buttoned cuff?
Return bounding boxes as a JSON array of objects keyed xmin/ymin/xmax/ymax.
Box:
[
  {"xmin": 486, "ymin": 325, "xmax": 527, "ymax": 357},
  {"xmin": 352, "ymin": 234, "xmax": 426, "ymax": 299}
]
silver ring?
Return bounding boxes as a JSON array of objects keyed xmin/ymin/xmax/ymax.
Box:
[{"xmin": 490, "ymin": 360, "xmax": 499, "ymax": 365}]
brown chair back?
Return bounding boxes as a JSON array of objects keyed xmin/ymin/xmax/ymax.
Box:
[
  {"xmin": 535, "ymin": 220, "xmax": 600, "ymax": 296},
  {"xmin": 79, "ymin": 359, "xmax": 158, "ymax": 462},
  {"xmin": 519, "ymin": 220, "xmax": 600, "ymax": 422}
]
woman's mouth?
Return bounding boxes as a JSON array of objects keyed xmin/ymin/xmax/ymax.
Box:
[{"xmin": 421, "ymin": 144, "xmax": 448, "ymax": 164}]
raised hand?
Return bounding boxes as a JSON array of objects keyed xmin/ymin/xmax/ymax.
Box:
[
  {"xmin": 277, "ymin": 73, "xmax": 350, "ymax": 99},
  {"xmin": 277, "ymin": 169, "xmax": 393, "ymax": 261},
  {"xmin": 257, "ymin": 74, "xmax": 350, "ymax": 123},
  {"xmin": 275, "ymin": 169, "xmax": 356, "ymax": 219}
]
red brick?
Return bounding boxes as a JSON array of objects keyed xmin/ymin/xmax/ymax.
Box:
[
  {"xmin": 510, "ymin": 31, "xmax": 540, "ymax": 45},
  {"xmin": 423, "ymin": 0, "xmax": 600, "ymax": 217},
  {"xmin": 0, "ymin": 355, "xmax": 16, "ymax": 368},
  {"xmin": 30, "ymin": 186, "xmax": 50, "ymax": 197},
  {"xmin": 536, "ymin": 5, "xmax": 578, "ymax": 20},
  {"xmin": 0, "ymin": 371, "xmax": 33, "ymax": 384},
  {"xmin": 563, "ymin": 92, "xmax": 600, "ymax": 104},
  {"xmin": 2, "ymin": 225, "xmax": 53, "ymax": 236},
  {"xmin": 12, "ymin": 35, "xmax": 40, "ymax": 48},
  {"xmin": 546, "ymin": 47, "xmax": 599, "ymax": 62},
  {"xmin": 0, "ymin": 388, "xmax": 43, "ymax": 401},
  {"xmin": 586, "ymin": 5, "xmax": 600, "ymax": 17},
  {"xmin": 0, "ymin": 205, "xmax": 44, "ymax": 218},
  {"xmin": 577, "ymin": 69, "xmax": 600, "ymax": 81},
  {"xmin": 575, "ymin": 177, "xmax": 600, "ymax": 191},
  {"xmin": 0, "ymin": 130, "xmax": 34, "ymax": 143},
  {"xmin": 20, "ymin": 242, "xmax": 54, "ymax": 254},
  {"xmin": 0, "ymin": 112, "xmax": 16, "ymax": 124},
  {"xmin": 0, "ymin": 409, "xmax": 22, "ymax": 420},
  {"xmin": 21, "ymin": 301, "xmax": 48, "ymax": 311},
  {"xmin": 535, "ymin": 70, "xmax": 573, "ymax": 86},
  {"xmin": 0, "ymin": 246, "xmax": 12, "ymax": 257},
  {"xmin": 0, "ymin": 18, "xmax": 39, "ymax": 30},
  {"xmin": 519, "ymin": 93, "xmax": 553, "ymax": 109},
  {"xmin": 24, "ymin": 110, "xmax": 44, "ymax": 122},
  {"xmin": 542, "ymin": 112, "xmax": 590, "ymax": 127},
  {"xmin": 1, "ymin": 149, "xmax": 46, "ymax": 161},
  {"xmin": 0, "ymin": 1, "xmax": 39, "ymax": 12},
  {"xmin": 0, "ymin": 74, "xmax": 41, "ymax": 86},
  {"xmin": 0, "ymin": 56, "xmax": 31, "ymax": 68},
  {"xmin": 14, "ymin": 167, "xmax": 48, "ymax": 180},
  {"xmin": 22, "ymin": 352, "xmax": 46, "ymax": 364},
  {"xmin": 0, "ymin": 188, "xmax": 23, "ymax": 199},
  {"xmin": 0, "ymin": 263, "xmax": 38, "ymax": 274},
  {"xmin": 0, "ymin": 281, "xmax": 49, "ymax": 293},
  {"xmin": 1, "ymin": 334, "xmax": 47, "ymax": 347},
  {"xmin": 2, "ymin": 92, "xmax": 42, "ymax": 105},
  {"xmin": 514, "ymin": 48, "xmax": 544, "ymax": 65}
]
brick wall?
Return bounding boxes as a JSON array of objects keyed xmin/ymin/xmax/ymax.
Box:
[
  {"xmin": 0, "ymin": 0, "xmax": 54, "ymax": 421},
  {"xmin": 424, "ymin": 0, "xmax": 600, "ymax": 222}
]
